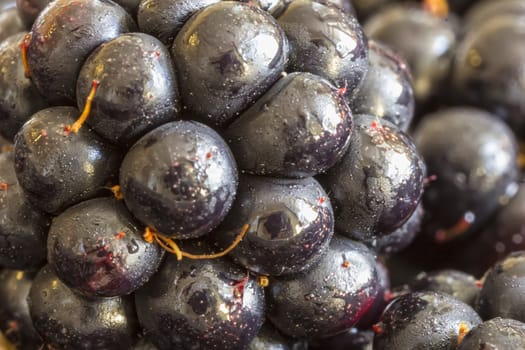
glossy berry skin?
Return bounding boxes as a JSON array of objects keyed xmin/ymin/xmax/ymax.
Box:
[
  {"xmin": 239, "ymin": 0, "xmax": 288, "ymax": 16},
  {"xmin": 365, "ymin": 4, "xmax": 457, "ymax": 103},
  {"xmin": 324, "ymin": 114, "xmax": 425, "ymax": 241},
  {"xmin": 0, "ymin": 32, "xmax": 48, "ymax": 141},
  {"xmin": 350, "ymin": 40, "xmax": 414, "ymax": 132},
  {"xmin": 213, "ymin": 175, "xmax": 334, "ymax": 276},
  {"xmin": 476, "ymin": 251, "xmax": 525, "ymax": 322},
  {"xmin": 409, "ymin": 269, "xmax": 479, "ymax": 307},
  {"xmin": 112, "ymin": 0, "xmax": 140, "ymax": 16},
  {"xmin": 355, "ymin": 260, "xmax": 390, "ymax": 329},
  {"xmin": 0, "ymin": 6, "xmax": 24, "ymax": 43},
  {"xmin": 137, "ymin": 0, "xmax": 220, "ymax": 46},
  {"xmin": 135, "ymin": 256, "xmax": 265, "ymax": 350},
  {"xmin": 277, "ymin": 0, "xmax": 368, "ymax": 92},
  {"xmin": 47, "ymin": 197, "xmax": 164, "ymax": 298},
  {"xmin": 76, "ymin": 32, "xmax": 180, "ymax": 146},
  {"xmin": 266, "ymin": 235, "xmax": 380, "ymax": 339},
  {"xmin": 120, "ymin": 120, "xmax": 238, "ymax": 239},
  {"xmin": 14, "ymin": 107, "xmax": 122, "ymax": 215},
  {"xmin": 363, "ymin": 202, "xmax": 422, "ymax": 256},
  {"xmin": 414, "ymin": 107, "xmax": 519, "ymax": 242},
  {"xmin": 456, "ymin": 181, "xmax": 525, "ymax": 277},
  {"xmin": 463, "ymin": 0, "xmax": 525, "ymax": 33},
  {"xmin": 0, "ymin": 150, "xmax": 49, "ymax": 270},
  {"xmin": 28, "ymin": 265, "xmax": 138, "ymax": 350},
  {"xmin": 453, "ymin": 15, "xmax": 525, "ymax": 138},
  {"xmin": 171, "ymin": 1, "xmax": 288, "ymax": 127},
  {"xmin": 308, "ymin": 328, "xmax": 373, "ymax": 350},
  {"xmin": 26, "ymin": 0, "xmax": 136, "ymax": 104},
  {"xmin": 224, "ymin": 72, "xmax": 352, "ymax": 178},
  {"xmin": 248, "ymin": 322, "xmax": 296, "ymax": 350},
  {"xmin": 0, "ymin": 270, "xmax": 41, "ymax": 350},
  {"xmin": 15, "ymin": 0, "xmax": 51, "ymax": 28},
  {"xmin": 458, "ymin": 317, "xmax": 525, "ymax": 350},
  {"xmin": 374, "ymin": 291, "xmax": 482, "ymax": 350}
]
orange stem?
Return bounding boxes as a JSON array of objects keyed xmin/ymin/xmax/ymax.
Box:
[
  {"xmin": 143, "ymin": 224, "xmax": 250, "ymax": 261},
  {"xmin": 20, "ymin": 33, "xmax": 31, "ymax": 79},
  {"xmin": 71, "ymin": 80, "xmax": 99, "ymax": 133}
]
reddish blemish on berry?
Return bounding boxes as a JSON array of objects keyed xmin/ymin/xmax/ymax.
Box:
[
  {"xmin": 41, "ymin": 129, "xmax": 48, "ymax": 137},
  {"xmin": 337, "ymin": 80, "xmax": 348, "ymax": 96},
  {"xmin": 475, "ymin": 280, "xmax": 483, "ymax": 288},
  {"xmin": 435, "ymin": 211, "xmax": 475, "ymax": 243},
  {"xmin": 318, "ymin": 196, "xmax": 326, "ymax": 204},
  {"xmin": 63, "ymin": 125, "xmax": 72, "ymax": 135},
  {"xmin": 232, "ymin": 271, "xmax": 250, "ymax": 298},
  {"xmin": 20, "ymin": 33, "xmax": 31, "ymax": 78},
  {"xmin": 372, "ymin": 324, "xmax": 384, "ymax": 334},
  {"xmin": 114, "ymin": 231, "xmax": 126, "ymax": 240},
  {"xmin": 0, "ymin": 183, "xmax": 8, "ymax": 191},
  {"xmin": 371, "ymin": 120, "xmax": 379, "ymax": 129},
  {"xmin": 423, "ymin": 174, "xmax": 438, "ymax": 185},
  {"xmin": 206, "ymin": 152, "xmax": 213, "ymax": 159},
  {"xmin": 5, "ymin": 320, "xmax": 18, "ymax": 335},
  {"xmin": 341, "ymin": 261, "xmax": 351, "ymax": 268}
]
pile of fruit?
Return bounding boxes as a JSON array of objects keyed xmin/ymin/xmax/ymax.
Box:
[{"xmin": 1, "ymin": 0, "xmax": 525, "ymax": 349}]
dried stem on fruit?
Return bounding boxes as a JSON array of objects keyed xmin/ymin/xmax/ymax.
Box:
[
  {"xmin": 20, "ymin": 33, "xmax": 31, "ymax": 79},
  {"xmin": 70, "ymin": 80, "xmax": 100, "ymax": 133},
  {"xmin": 257, "ymin": 275, "xmax": 269, "ymax": 287},
  {"xmin": 422, "ymin": 0, "xmax": 449, "ymax": 18},
  {"xmin": 108, "ymin": 185, "xmax": 124, "ymax": 200},
  {"xmin": 457, "ymin": 322, "xmax": 469, "ymax": 345},
  {"xmin": 143, "ymin": 224, "xmax": 249, "ymax": 261},
  {"xmin": 434, "ymin": 211, "xmax": 475, "ymax": 243}
]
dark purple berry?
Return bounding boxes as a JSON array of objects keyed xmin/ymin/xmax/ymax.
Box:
[
  {"xmin": 26, "ymin": 0, "xmax": 136, "ymax": 104},
  {"xmin": 277, "ymin": 0, "xmax": 368, "ymax": 91},
  {"xmin": 119, "ymin": 120, "xmax": 238, "ymax": 239},
  {"xmin": 76, "ymin": 32, "xmax": 180, "ymax": 146},
  {"xmin": 212, "ymin": 174, "xmax": 334, "ymax": 276},
  {"xmin": 135, "ymin": 256, "xmax": 265, "ymax": 350},
  {"xmin": 14, "ymin": 106, "xmax": 122, "ymax": 215},
  {"xmin": 47, "ymin": 197, "xmax": 164, "ymax": 298},
  {"xmin": 171, "ymin": 1, "xmax": 288, "ymax": 127},
  {"xmin": 373, "ymin": 291, "xmax": 482, "ymax": 350},
  {"xmin": 266, "ymin": 235, "xmax": 380, "ymax": 339},
  {"xmin": 28, "ymin": 265, "xmax": 139, "ymax": 350},
  {"xmin": 224, "ymin": 71, "xmax": 352, "ymax": 178},
  {"xmin": 476, "ymin": 251, "xmax": 525, "ymax": 322},
  {"xmin": 325, "ymin": 114, "xmax": 426, "ymax": 241}
]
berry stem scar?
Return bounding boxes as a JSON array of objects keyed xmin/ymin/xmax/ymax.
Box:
[{"xmin": 143, "ymin": 224, "xmax": 249, "ymax": 260}]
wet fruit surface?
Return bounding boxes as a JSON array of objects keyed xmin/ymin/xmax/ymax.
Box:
[
  {"xmin": 224, "ymin": 71, "xmax": 352, "ymax": 178},
  {"xmin": 119, "ymin": 120, "xmax": 238, "ymax": 239},
  {"xmin": 373, "ymin": 291, "xmax": 482, "ymax": 350},
  {"xmin": 212, "ymin": 174, "xmax": 334, "ymax": 276},
  {"xmin": 29, "ymin": 265, "xmax": 138, "ymax": 350},
  {"xmin": 135, "ymin": 255, "xmax": 265, "ymax": 350},
  {"xmin": 325, "ymin": 114, "xmax": 425, "ymax": 241},
  {"xmin": 171, "ymin": 1, "xmax": 288, "ymax": 127},
  {"xmin": 14, "ymin": 106, "xmax": 122, "ymax": 215},
  {"xmin": 266, "ymin": 235, "xmax": 379, "ymax": 339},
  {"xmin": 47, "ymin": 197, "xmax": 164, "ymax": 298}
]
